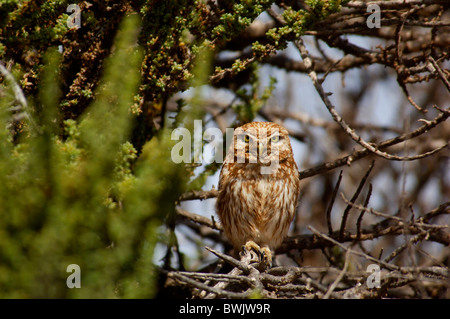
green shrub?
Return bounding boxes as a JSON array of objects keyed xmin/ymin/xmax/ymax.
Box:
[{"xmin": 0, "ymin": 14, "xmax": 187, "ymax": 298}]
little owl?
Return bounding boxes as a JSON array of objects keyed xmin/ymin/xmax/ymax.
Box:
[{"xmin": 215, "ymin": 122, "xmax": 300, "ymax": 266}]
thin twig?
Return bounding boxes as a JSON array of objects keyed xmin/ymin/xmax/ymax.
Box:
[
  {"xmin": 428, "ymin": 56, "xmax": 450, "ymax": 92},
  {"xmin": 339, "ymin": 161, "xmax": 375, "ymax": 240},
  {"xmin": 205, "ymin": 246, "xmax": 252, "ymax": 274},
  {"xmin": 179, "ymin": 189, "xmax": 219, "ymax": 201},
  {"xmin": 176, "ymin": 207, "xmax": 222, "ymax": 231},
  {"xmin": 308, "ymin": 225, "xmax": 401, "ymax": 271},
  {"xmin": 299, "ymin": 106, "xmax": 450, "ymax": 180},
  {"xmin": 167, "ymin": 271, "xmax": 252, "ymax": 298},
  {"xmin": 326, "ymin": 170, "xmax": 343, "ymax": 235},
  {"xmin": 340, "ymin": 193, "xmax": 404, "ymax": 222},
  {"xmin": 323, "ymin": 249, "xmax": 351, "ymax": 299},
  {"xmin": 383, "ymin": 231, "xmax": 431, "ymax": 263},
  {"xmin": 356, "ymin": 184, "xmax": 373, "ymax": 242},
  {"xmin": 294, "ymin": 38, "xmax": 448, "ymax": 162},
  {"xmin": 0, "ymin": 61, "xmax": 40, "ymax": 133}
]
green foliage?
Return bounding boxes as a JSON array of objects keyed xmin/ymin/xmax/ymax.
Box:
[
  {"xmin": 262, "ymin": 0, "xmax": 348, "ymax": 50},
  {"xmin": 0, "ymin": 14, "xmax": 188, "ymax": 298},
  {"xmin": 211, "ymin": 0, "xmax": 273, "ymax": 41},
  {"xmin": 0, "ymin": 0, "xmax": 69, "ymax": 52},
  {"xmin": 0, "ymin": 0, "xmax": 346, "ymax": 124}
]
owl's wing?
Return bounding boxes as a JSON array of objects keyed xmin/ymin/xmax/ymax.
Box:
[{"xmin": 217, "ymin": 164, "xmax": 228, "ymax": 191}]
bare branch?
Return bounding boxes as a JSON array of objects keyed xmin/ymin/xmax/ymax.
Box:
[
  {"xmin": 299, "ymin": 106, "xmax": 450, "ymax": 180},
  {"xmin": 0, "ymin": 61, "xmax": 40, "ymax": 133},
  {"xmin": 294, "ymin": 38, "xmax": 449, "ymax": 162}
]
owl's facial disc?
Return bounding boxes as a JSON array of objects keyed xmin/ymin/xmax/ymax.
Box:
[
  {"xmin": 258, "ymin": 133, "xmax": 282, "ymax": 164},
  {"xmin": 235, "ymin": 132, "xmax": 282, "ymax": 165}
]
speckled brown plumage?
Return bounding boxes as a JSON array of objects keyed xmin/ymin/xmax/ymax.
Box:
[{"xmin": 215, "ymin": 122, "xmax": 301, "ymax": 263}]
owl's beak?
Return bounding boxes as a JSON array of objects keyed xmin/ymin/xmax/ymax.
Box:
[{"xmin": 258, "ymin": 143, "xmax": 265, "ymax": 156}]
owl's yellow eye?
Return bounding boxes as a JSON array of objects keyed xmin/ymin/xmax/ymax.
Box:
[
  {"xmin": 271, "ymin": 135, "xmax": 280, "ymax": 143},
  {"xmin": 244, "ymin": 135, "xmax": 250, "ymax": 143}
]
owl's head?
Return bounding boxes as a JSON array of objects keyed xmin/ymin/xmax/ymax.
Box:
[{"xmin": 229, "ymin": 122, "xmax": 294, "ymax": 166}]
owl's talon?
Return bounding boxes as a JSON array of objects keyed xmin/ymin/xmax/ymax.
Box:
[
  {"xmin": 260, "ymin": 246, "xmax": 273, "ymax": 268},
  {"xmin": 243, "ymin": 240, "xmax": 261, "ymax": 253},
  {"xmin": 240, "ymin": 241, "xmax": 273, "ymax": 269},
  {"xmin": 240, "ymin": 241, "xmax": 261, "ymax": 263}
]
